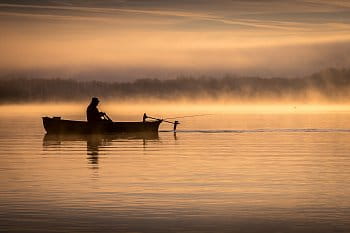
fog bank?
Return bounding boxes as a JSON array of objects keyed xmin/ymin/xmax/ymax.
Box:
[{"xmin": 1, "ymin": 68, "xmax": 350, "ymax": 104}]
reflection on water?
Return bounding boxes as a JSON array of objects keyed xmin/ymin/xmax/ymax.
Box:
[
  {"xmin": 1, "ymin": 108, "xmax": 350, "ymax": 233},
  {"xmin": 86, "ymin": 136, "xmax": 102, "ymax": 168},
  {"xmin": 43, "ymin": 133, "xmax": 160, "ymax": 169}
]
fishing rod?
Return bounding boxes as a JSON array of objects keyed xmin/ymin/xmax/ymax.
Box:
[
  {"xmin": 164, "ymin": 114, "xmax": 213, "ymax": 120},
  {"xmin": 143, "ymin": 113, "xmax": 180, "ymax": 131}
]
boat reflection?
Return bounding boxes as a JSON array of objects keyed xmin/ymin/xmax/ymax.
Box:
[
  {"xmin": 43, "ymin": 132, "xmax": 159, "ymax": 169},
  {"xmin": 86, "ymin": 135, "xmax": 105, "ymax": 168}
]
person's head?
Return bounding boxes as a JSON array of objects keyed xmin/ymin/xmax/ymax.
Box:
[{"xmin": 90, "ymin": 97, "xmax": 99, "ymax": 106}]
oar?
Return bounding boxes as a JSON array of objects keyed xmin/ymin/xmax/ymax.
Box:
[
  {"xmin": 102, "ymin": 112, "xmax": 112, "ymax": 121},
  {"xmin": 143, "ymin": 113, "xmax": 180, "ymax": 131}
]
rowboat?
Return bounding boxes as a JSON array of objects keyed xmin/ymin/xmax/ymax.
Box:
[{"xmin": 42, "ymin": 116, "xmax": 162, "ymax": 134}]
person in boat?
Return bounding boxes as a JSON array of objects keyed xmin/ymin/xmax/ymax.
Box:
[{"xmin": 86, "ymin": 97, "xmax": 108, "ymax": 122}]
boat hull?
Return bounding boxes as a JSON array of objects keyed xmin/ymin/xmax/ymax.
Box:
[{"xmin": 42, "ymin": 117, "xmax": 162, "ymax": 134}]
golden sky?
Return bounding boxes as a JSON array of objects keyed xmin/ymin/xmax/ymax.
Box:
[{"xmin": 1, "ymin": 0, "xmax": 350, "ymax": 80}]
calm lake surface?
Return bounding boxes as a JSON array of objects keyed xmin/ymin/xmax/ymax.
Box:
[{"xmin": 1, "ymin": 104, "xmax": 350, "ymax": 233}]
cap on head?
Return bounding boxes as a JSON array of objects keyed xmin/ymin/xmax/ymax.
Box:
[{"xmin": 91, "ymin": 97, "xmax": 99, "ymax": 103}]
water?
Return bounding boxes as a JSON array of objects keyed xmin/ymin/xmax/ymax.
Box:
[{"xmin": 1, "ymin": 104, "xmax": 350, "ymax": 233}]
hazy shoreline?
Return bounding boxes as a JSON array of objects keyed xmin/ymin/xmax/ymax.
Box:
[{"xmin": 1, "ymin": 68, "xmax": 350, "ymax": 104}]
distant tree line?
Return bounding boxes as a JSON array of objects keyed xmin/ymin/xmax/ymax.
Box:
[{"xmin": 1, "ymin": 68, "xmax": 350, "ymax": 103}]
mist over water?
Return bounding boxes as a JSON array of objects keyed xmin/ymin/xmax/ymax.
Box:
[
  {"xmin": 1, "ymin": 67, "xmax": 350, "ymax": 104},
  {"xmin": 1, "ymin": 103, "xmax": 350, "ymax": 232},
  {"xmin": 2, "ymin": 1, "xmax": 350, "ymax": 232}
]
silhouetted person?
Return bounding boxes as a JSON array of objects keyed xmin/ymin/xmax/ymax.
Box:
[{"xmin": 86, "ymin": 97, "xmax": 105, "ymax": 122}]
